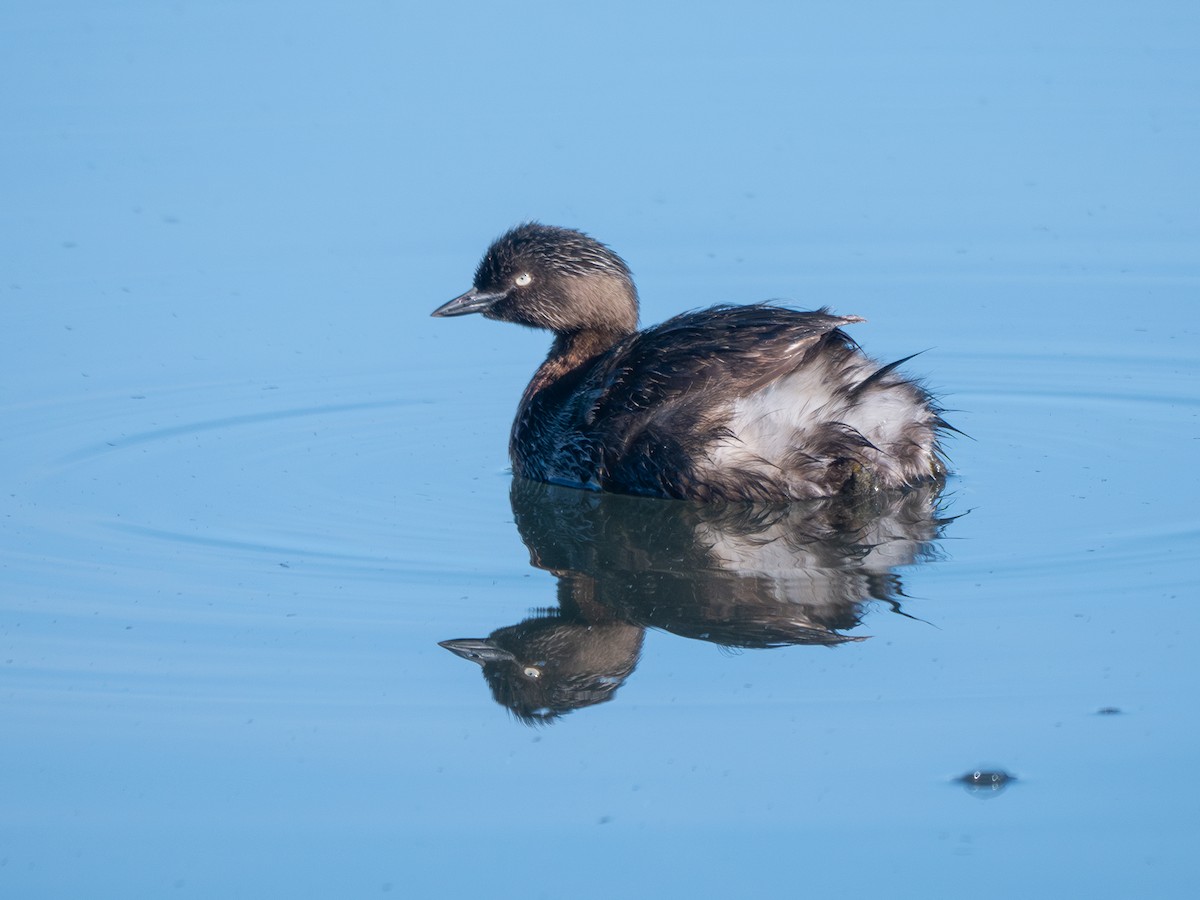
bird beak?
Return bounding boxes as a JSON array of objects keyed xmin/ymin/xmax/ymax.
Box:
[
  {"xmin": 439, "ymin": 638, "xmax": 517, "ymax": 665},
  {"xmin": 431, "ymin": 287, "xmax": 507, "ymax": 318}
]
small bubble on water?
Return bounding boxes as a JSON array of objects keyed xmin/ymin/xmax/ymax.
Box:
[{"xmin": 957, "ymin": 768, "xmax": 1015, "ymax": 795}]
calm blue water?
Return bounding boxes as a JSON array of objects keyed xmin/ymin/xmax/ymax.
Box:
[{"xmin": 3, "ymin": 2, "xmax": 1198, "ymax": 897}]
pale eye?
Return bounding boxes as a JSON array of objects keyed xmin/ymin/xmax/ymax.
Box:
[
  {"xmin": 522, "ymin": 666, "xmax": 542, "ymax": 679},
  {"xmin": 514, "ymin": 272, "xmax": 533, "ymax": 287}
]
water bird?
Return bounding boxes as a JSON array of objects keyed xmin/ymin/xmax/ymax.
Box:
[{"xmin": 433, "ymin": 223, "xmax": 950, "ymax": 501}]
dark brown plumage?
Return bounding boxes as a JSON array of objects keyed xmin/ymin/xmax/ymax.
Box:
[{"xmin": 433, "ymin": 223, "xmax": 950, "ymax": 501}]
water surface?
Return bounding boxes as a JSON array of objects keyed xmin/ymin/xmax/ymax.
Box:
[{"xmin": 3, "ymin": 2, "xmax": 1198, "ymax": 897}]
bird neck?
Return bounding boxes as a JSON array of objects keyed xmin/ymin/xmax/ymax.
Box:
[{"xmin": 524, "ymin": 328, "xmax": 626, "ymax": 399}]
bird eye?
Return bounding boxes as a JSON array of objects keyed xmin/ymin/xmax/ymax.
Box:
[
  {"xmin": 522, "ymin": 666, "xmax": 542, "ymax": 679},
  {"xmin": 514, "ymin": 272, "xmax": 533, "ymax": 287}
]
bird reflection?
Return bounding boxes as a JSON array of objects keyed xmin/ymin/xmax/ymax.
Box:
[{"xmin": 441, "ymin": 478, "xmax": 953, "ymax": 724}]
